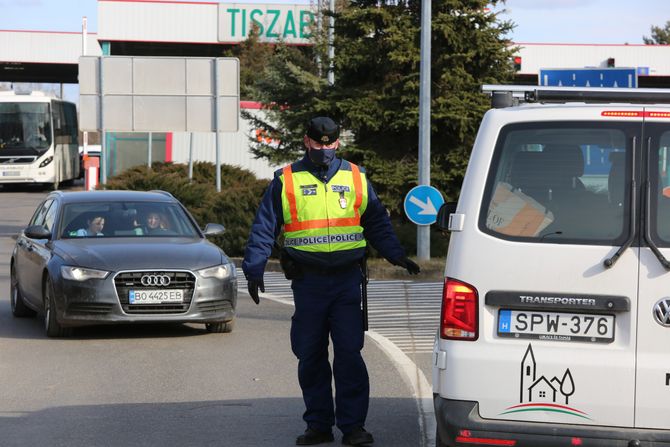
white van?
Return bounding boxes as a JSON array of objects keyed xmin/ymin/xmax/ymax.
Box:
[{"xmin": 433, "ymin": 85, "xmax": 670, "ymax": 446}]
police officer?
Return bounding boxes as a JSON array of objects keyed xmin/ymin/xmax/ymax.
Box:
[{"xmin": 242, "ymin": 117, "xmax": 420, "ymax": 446}]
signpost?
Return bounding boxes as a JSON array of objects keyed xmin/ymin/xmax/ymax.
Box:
[
  {"xmin": 79, "ymin": 56, "xmax": 240, "ymax": 191},
  {"xmin": 417, "ymin": 0, "xmax": 431, "ymax": 261},
  {"xmin": 539, "ymin": 68, "xmax": 637, "ymax": 88},
  {"xmin": 404, "ymin": 185, "xmax": 444, "ymax": 226}
]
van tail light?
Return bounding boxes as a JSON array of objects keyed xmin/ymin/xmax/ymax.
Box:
[{"xmin": 440, "ymin": 278, "xmax": 478, "ymax": 340}]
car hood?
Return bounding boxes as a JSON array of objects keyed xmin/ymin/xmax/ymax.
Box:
[{"xmin": 53, "ymin": 238, "xmax": 226, "ymax": 272}]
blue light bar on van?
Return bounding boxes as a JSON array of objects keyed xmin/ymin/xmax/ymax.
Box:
[{"xmin": 482, "ymin": 85, "xmax": 670, "ymax": 105}]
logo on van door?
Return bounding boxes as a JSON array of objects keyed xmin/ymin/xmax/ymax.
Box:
[
  {"xmin": 653, "ymin": 299, "xmax": 670, "ymax": 327},
  {"xmin": 499, "ymin": 344, "xmax": 591, "ymax": 420}
]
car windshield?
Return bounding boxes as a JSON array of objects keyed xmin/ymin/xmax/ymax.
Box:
[{"xmin": 59, "ymin": 201, "xmax": 199, "ymax": 239}]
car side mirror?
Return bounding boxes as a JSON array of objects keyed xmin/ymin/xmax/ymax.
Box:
[
  {"xmin": 24, "ymin": 225, "xmax": 51, "ymax": 240},
  {"xmin": 435, "ymin": 202, "xmax": 457, "ymax": 232},
  {"xmin": 203, "ymin": 223, "xmax": 225, "ymax": 236}
]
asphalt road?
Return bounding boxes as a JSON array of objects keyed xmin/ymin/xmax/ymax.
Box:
[{"xmin": 0, "ymin": 186, "xmax": 424, "ymax": 447}]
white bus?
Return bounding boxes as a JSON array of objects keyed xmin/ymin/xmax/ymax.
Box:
[{"xmin": 0, "ymin": 91, "xmax": 80, "ymax": 189}]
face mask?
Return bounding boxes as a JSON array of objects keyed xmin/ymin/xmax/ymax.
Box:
[{"xmin": 308, "ymin": 148, "xmax": 337, "ymax": 166}]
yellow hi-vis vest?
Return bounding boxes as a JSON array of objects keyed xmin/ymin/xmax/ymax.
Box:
[{"xmin": 280, "ymin": 161, "xmax": 368, "ymax": 253}]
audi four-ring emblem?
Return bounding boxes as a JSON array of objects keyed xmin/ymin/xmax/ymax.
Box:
[{"xmin": 141, "ymin": 274, "xmax": 171, "ymax": 286}]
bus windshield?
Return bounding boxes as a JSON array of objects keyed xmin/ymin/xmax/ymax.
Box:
[{"xmin": 0, "ymin": 102, "xmax": 52, "ymax": 152}]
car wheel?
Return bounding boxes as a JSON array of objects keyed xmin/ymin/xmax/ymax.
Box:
[
  {"xmin": 10, "ymin": 265, "xmax": 36, "ymax": 318},
  {"xmin": 43, "ymin": 277, "xmax": 72, "ymax": 338},
  {"xmin": 205, "ymin": 319, "xmax": 235, "ymax": 333}
]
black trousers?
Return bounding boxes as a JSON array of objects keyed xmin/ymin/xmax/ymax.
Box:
[{"xmin": 289, "ymin": 267, "xmax": 368, "ymax": 434}]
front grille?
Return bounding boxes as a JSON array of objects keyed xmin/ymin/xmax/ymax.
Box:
[
  {"xmin": 196, "ymin": 299, "xmax": 233, "ymax": 314},
  {"xmin": 114, "ymin": 271, "xmax": 196, "ymax": 314}
]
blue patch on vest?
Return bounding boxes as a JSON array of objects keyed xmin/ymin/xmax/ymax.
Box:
[{"xmin": 300, "ymin": 184, "xmax": 318, "ymax": 196}]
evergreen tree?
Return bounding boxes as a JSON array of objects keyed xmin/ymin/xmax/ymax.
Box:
[
  {"xmin": 643, "ymin": 20, "xmax": 670, "ymax": 44},
  {"xmin": 246, "ymin": 0, "xmax": 516, "ymax": 215},
  {"xmin": 243, "ymin": 43, "xmax": 326, "ymax": 165},
  {"xmin": 223, "ymin": 25, "xmax": 276, "ymax": 100}
]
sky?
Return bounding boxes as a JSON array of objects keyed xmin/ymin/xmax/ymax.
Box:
[
  {"xmin": 0, "ymin": 0, "xmax": 666, "ymax": 102},
  {"xmin": 494, "ymin": 0, "xmax": 667, "ymax": 45},
  {"xmin": 0, "ymin": 0, "xmax": 666, "ymax": 44}
]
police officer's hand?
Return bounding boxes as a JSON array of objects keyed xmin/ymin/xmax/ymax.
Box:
[
  {"xmin": 247, "ymin": 278, "xmax": 265, "ymax": 305},
  {"xmin": 392, "ymin": 257, "xmax": 421, "ymax": 275}
]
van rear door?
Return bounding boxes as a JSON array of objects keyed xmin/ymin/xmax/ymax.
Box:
[{"xmin": 635, "ymin": 115, "xmax": 670, "ymax": 429}]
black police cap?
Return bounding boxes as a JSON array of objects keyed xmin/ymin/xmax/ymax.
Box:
[{"xmin": 306, "ymin": 117, "xmax": 340, "ymax": 145}]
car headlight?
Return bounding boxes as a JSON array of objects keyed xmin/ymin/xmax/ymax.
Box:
[
  {"xmin": 198, "ymin": 263, "xmax": 235, "ymax": 280},
  {"xmin": 61, "ymin": 266, "xmax": 110, "ymax": 281}
]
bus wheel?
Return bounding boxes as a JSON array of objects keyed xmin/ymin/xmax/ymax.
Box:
[{"xmin": 60, "ymin": 178, "xmax": 76, "ymax": 188}]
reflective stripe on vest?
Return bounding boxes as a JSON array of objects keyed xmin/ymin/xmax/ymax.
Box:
[
  {"xmin": 284, "ymin": 232, "xmax": 365, "ymax": 247},
  {"xmin": 281, "ymin": 162, "xmax": 368, "ymax": 253}
]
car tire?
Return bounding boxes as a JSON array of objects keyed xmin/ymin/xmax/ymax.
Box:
[
  {"xmin": 205, "ymin": 319, "xmax": 235, "ymax": 333},
  {"xmin": 44, "ymin": 277, "xmax": 72, "ymax": 338},
  {"xmin": 10, "ymin": 265, "xmax": 36, "ymax": 318}
]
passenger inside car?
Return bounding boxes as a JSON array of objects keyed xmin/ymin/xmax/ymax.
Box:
[
  {"xmin": 146, "ymin": 212, "xmax": 165, "ymax": 232},
  {"xmin": 74, "ymin": 214, "xmax": 105, "ymax": 237},
  {"xmin": 133, "ymin": 210, "xmax": 171, "ymax": 235}
]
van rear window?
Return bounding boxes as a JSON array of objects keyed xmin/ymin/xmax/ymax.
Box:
[
  {"xmin": 648, "ymin": 126, "xmax": 670, "ymax": 246},
  {"xmin": 479, "ymin": 122, "xmax": 632, "ymax": 245}
]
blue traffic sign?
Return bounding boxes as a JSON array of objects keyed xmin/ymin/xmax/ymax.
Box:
[
  {"xmin": 539, "ymin": 68, "xmax": 637, "ymax": 88},
  {"xmin": 404, "ymin": 185, "xmax": 444, "ymax": 226}
]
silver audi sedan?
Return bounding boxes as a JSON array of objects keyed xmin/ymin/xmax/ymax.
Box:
[{"xmin": 10, "ymin": 190, "xmax": 237, "ymax": 337}]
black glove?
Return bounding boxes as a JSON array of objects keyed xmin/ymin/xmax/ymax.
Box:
[
  {"xmin": 247, "ymin": 278, "xmax": 265, "ymax": 305},
  {"xmin": 392, "ymin": 257, "xmax": 421, "ymax": 275}
]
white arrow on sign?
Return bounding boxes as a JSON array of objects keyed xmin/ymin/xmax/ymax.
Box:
[{"xmin": 409, "ymin": 195, "xmax": 437, "ymax": 215}]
